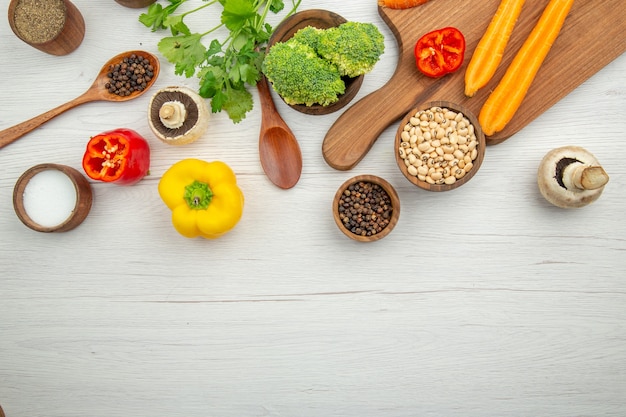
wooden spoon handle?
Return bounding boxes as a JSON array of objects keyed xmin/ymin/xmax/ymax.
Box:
[
  {"xmin": 0, "ymin": 94, "xmax": 91, "ymax": 149},
  {"xmin": 257, "ymin": 75, "xmax": 283, "ymax": 128}
]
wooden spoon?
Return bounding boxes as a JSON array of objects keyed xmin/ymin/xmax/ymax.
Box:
[
  {"xmin": 0, "ymin": 50, "xmax": 160, "ymax": 149},
  {"xmin": 257, "ymin": 75, "xmax": 302, "ymax": 189}
]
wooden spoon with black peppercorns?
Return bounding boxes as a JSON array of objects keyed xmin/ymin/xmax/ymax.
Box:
[{"xmin": 0, "ymin": 50, "xmax": 160, "ymax": 149}]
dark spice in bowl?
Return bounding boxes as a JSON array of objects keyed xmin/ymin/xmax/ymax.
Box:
[
  {"xmin": 333, "ymin": 175, "xmax": 400, "ymax": 242},
  {"xmin": 12, "ymin": 0, "xmax": 66, "ymax": 44},
  {"xmin": 8, "ymin": 0, "xmax": 85, "ymax": 55},
  {"xmin": 339, "ymin": 180, "xmax": 392, "ymax": 236}
]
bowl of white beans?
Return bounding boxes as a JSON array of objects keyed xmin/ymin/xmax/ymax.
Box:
[{"xmin": 394, "ymin": 101, "xmax": 486, "ymax": 191}]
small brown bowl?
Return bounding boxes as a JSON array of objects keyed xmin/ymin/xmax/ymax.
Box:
[
  {"xmin": 395, "ymin": 101, "xmax": 486, "ymax": 192},
  {"xmin": 13, "ymin": 163, "xmax": 93, "ymax": 233},
  {"xmin": 115, "ymin": 0, "xmax": 156, "ymax": 7},
  {"xmin": 267, "ymin": 9, "xmax": 364, "ymax": 115},
  {"xmin": 333, "ymin": 175, "xmax": 400, "ymax": 242},
  {"xmin": 8, "ymin": 0, "xmax": 85, "ymax": 56}
]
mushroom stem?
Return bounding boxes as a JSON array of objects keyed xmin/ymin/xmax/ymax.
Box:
[
  {"xmin": 562, "ymin": 163, "xmax": 609, "ymax": 191},
  {"xmin": 159, "ymin": 101, "xmax": 187, "ymax": 129}
]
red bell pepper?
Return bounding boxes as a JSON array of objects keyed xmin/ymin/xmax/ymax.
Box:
[
  {"xmin": 82, "ymin": 128, "xmax": 150, "ymax": 185},
  {"xmin": 414, "ymin": 27, "xmax": 466, "ymax": 78}
]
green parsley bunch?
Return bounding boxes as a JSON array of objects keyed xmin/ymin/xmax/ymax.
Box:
[{"xmin": 140, "ymin": 0, "xmax": 301, "ymax": 123}]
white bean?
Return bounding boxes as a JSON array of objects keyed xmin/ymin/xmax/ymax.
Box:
[{"xmin": 398, "ymin": 106, "xmax": 479, "ymax": 185}]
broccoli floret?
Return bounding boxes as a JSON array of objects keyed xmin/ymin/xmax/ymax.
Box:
[
  {"xmin": 317, "ymin": 21, "xmax": 385, "ymax": 78},
  {"xmin": 262, "ymin": 40, "xmax": 345, "ymax": 106},
  {"xmin": 290, "ymin": 26, "xmax": 324, "ymax": 51}
]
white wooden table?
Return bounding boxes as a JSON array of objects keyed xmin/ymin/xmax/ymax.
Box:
[{"xmin": 1, "ymin": 1, "xmax": 625, "ymax": 416}]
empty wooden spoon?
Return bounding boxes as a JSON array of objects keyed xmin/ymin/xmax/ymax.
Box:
[
  {"xmin": 257, "ymin": 75, "xmax": 302, "ymax": 189},
  {"xmin": 0, "ymin": 50, "xmax": 160, "ymax": 149}
]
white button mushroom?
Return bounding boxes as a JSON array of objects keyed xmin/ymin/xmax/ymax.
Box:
[
  {"xmin": 148, "ymin": 86, "xmax": 210, "ymax": 145},
  {"xmin": 537, "ymin": 146, "xmax": 609, "ymax": 208}
]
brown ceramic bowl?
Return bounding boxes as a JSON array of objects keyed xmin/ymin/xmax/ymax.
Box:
[
  {"xmin": 267, "ymin": 9, "xmax": 364, "ymax": 115},
  {"xmin": 8, "ymin": 0, "xmax": 85, "ymax": 55},
  {"xmin": 332, "ymin": 175, "xmax": 400, "ymax": 242},
  {"xmin": 115, "ymin": 0, "xmax": 156, "ymax": 7},
  {"xmin": 13, "ymin": 163, "xmax": 93, "ymax": 233},
  {"xmin": 395, "ymin": 101, "xmax": 486, "ymax": 192}
]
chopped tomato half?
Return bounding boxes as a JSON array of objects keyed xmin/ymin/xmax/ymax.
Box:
[{"xmin": 414, "ymin": 27, "xmax": 466, "ymax": 78}]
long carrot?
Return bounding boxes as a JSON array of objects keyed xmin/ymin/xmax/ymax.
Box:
[
  {"xmin": 378, "ymin": 0, "xmax": 431, "ymax": 9},
  {"xmin": 464, "ymin": 0, "xmax": 526, "ymax": 97},
  {"xmin": 478, "ymin": 0, "xmax": 575, "ymax": 136}
]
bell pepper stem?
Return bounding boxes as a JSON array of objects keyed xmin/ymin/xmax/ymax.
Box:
[{"xmin": 184, "ymin": 180, "xmax": 213, "ymax": 210}]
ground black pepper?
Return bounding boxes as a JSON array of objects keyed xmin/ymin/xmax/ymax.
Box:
[
  {"xmin": 338, "ymin": 181, "xmax": 393, "ymax": 237},
  {"xmin": 13, "ymin": 0, "xmax": 66, "ymax": 44},
  {"xmin": 105, "ymin": 54, "xmax": 154, "ymax": 97}
]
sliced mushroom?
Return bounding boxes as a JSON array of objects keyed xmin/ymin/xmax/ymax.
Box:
[
  {"xmin": 537, "ymin": 146, "xmax": 609, "ymax": 208},
  {"xmin": 148, "ymin": 86, "xmax": 210, "ymax": 145}
]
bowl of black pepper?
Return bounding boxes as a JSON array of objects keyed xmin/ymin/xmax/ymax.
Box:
[{"xmin": 333, "ymin": 175, "xmax": 400, "ymax": 242}]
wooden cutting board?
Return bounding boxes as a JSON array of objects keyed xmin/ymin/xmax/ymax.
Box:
[{"xmin": 322, "ymin": 0, "xmax": 626, "ymax": 171}]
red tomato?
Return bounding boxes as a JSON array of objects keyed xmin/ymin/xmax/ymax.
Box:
[{"xmin": 414, "ymin": 27, "xmax": 466, "ymax": 78}]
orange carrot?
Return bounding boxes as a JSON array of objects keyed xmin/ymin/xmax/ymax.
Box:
[
  {"xmin": 378, "ymin": 0, "xmax": 431, "ymax": 9},
  {"xmin": 478, "ymin": 0, "xmax": 575, "ymax": 136},
  {"xmin": 464, "ymin": 0, "xmax": 526, "ymax": 97}
]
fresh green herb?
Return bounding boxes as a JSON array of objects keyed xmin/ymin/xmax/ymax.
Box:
[{"xmin": 140, "ymin": 0, "xmax": 301, "ymax": 123}]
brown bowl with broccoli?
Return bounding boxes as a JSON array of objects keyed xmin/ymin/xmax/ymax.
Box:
[{"xmin": 265, "ymin": 9, "xmax": 385, "ymax": 115}]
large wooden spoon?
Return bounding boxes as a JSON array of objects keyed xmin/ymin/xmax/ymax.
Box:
[
  {"xmin": 0, "ymin": 50, "xmax": 160, "ymax": 149},
  {"xmin": 257, "ymin": 75, "xmax": 302, "ymax": 189}
]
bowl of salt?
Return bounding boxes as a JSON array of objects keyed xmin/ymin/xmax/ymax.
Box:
[{"xmin": 13, "ymin": 163, "xmax": 93, "ymax": 232}]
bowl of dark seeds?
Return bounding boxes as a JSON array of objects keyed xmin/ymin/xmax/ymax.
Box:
[{"xmin": 332, "ymin": 174, "xmax": 400, "ymax": 242}]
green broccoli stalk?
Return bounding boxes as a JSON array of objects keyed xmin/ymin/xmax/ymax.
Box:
[
  {"xmin": 317, "ymin": 22, "xmax": 386, "ymax": 78},
  {"xmin": 262, "ymin": 40, "xmax": 345, "ymax": 106},
  {"xmin": 262, "ymin": 21, "xmax": 385, "ymax": 107}
]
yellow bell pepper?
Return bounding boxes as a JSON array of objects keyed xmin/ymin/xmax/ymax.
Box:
[{"xmin": 158, "ymin": 159, "xmax": 244, "ymax": 239}]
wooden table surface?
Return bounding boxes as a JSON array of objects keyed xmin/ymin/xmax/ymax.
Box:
[{"xmin": 1, "ymin": 1, "xmax": 625, "ymax": 416}]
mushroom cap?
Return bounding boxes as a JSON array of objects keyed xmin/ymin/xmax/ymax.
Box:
[
  {"xmin": 537, "ymin": 146, "xmax": 609, "ymax": 209},
  {"xmin": 148, "ymin": 86, "xmax": 210, "ymax": 145}
]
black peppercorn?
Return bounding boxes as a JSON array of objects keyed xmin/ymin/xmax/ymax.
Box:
[
  {"xmin": 338, "ymin": 181, "xmax": 393, "ymax": 237},
  {"xmin": 106, "ymin": 54, "xmax": 152, "ymax": 97}
]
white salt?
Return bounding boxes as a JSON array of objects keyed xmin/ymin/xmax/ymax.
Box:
[{"xmin": 23, "ymin": 169, "xmax": 77, "ymax": 228}]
